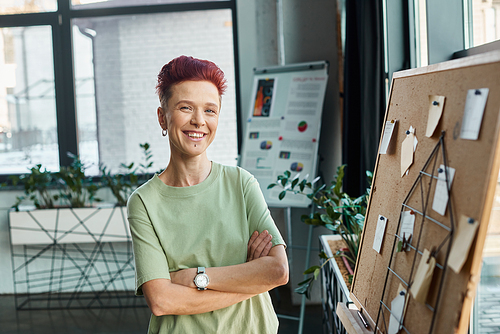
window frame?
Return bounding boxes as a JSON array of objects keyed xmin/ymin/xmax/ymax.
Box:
[{"xmin": 0, "ymin": 0, "xmax": 241, "ymax": 179}]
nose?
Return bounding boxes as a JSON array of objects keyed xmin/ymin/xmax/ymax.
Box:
[{"xmin": 190, "ymin": 109, "xmax": 206, "ymax": 128}]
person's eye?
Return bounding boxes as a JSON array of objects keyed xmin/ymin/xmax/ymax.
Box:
[
  {"xmin": 205, "ymin": 109, "xmax": 217, "ymax": 114},
  {"xmin": 180, "ymin": 106, "xmax": 191, "ymax": 111}
]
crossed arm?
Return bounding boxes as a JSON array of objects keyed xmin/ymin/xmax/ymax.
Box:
[{"xmin": 141, "ymin": 231, "xmax": 288, "ymax": 316}]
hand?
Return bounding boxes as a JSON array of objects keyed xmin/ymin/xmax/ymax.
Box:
[
  {"xmin": 246, "ymin": 230, "xmax": 273, "ymax": 262},
  {"xmin": 170, "ymin": 268, "xmax": 197, "ymax": 288}
]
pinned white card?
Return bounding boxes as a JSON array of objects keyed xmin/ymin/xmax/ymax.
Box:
[
  {"xmin": 448, "ymin": 215, "xmax": 479, "ymax": 274},
  {"xmin": 373, "ymin": 215, "xmax": 388, "ymax": 253},
  {"xmin": 401, "ymin": 127, "xmax": 416, "ymax": 177},
  {"xmin": 426, "ymin": 95, "xmax": 446, "ymax": 137},
  {"xmin": 432, "ymin": 164, "xmax": 456, "ymax": 216},
  {"xmin": 388, "ymin": 285, "xmax": 407, "ymax": 334},
  {"xmin": 380, "ymin": 120, "xmax": 397, "ymax": 154},
  {"xmin": 400, "ymin": 211, "xmax": 415, "ymax": 251},
  {"xmin": 410, "ymin": 248, "xmax": 436, "ymax": 303},
  {"xmin": 460, "ymin": 88, "xmax": 489, "ymax": 140}
]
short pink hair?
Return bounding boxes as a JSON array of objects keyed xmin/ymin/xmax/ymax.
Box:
[{"xmin": 156, "ymin": 55, "xmax": 227, "ymax": 108}]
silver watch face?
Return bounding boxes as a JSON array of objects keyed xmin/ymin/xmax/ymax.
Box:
[{"xmin": 195, "ymin": 274, "xmax": 209, "ymax": 288}]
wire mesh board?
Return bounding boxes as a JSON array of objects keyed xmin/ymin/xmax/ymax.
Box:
[{"xmin": 350, "ymin": 51, "xmax": 500, "ymax": 334}]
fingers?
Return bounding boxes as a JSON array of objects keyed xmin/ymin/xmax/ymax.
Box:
[{"xmin": 247, "ymin": 230, "xmax": 273, "ymax": 262}]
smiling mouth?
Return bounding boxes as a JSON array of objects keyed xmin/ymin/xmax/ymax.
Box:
[{"xmin": 185, "ymin": 132, "xmax": 205, "ymax": 139}]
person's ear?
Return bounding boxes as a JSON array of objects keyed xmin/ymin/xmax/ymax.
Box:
[{"xmin": 157, "ymin": 107, "xmax": 167, "ymax": 128}]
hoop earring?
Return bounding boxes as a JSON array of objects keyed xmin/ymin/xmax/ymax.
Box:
[{"xmin": 162, "ymin": 129, "xmax": 167, "ymax": 137}]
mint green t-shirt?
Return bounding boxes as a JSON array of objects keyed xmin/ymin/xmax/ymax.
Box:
[{"xmin": 127, "ymin": 162, "xmax": 286, "ymax": 334}]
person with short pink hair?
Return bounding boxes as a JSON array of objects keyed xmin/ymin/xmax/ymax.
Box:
[{"xmin": 128, "ymin": 56, "xmax": 288, "ymax": 333}]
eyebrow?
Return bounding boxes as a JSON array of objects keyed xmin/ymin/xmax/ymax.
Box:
[{"xmin": 176, "ymin": 100, "xmax": 220, "ymax": 109}]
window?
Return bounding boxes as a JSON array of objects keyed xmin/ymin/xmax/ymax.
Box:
[
  {"xmin": 414, "ymin": 0, "xmax": 428, "ymax": 67},
  {"xmin": 0, "ymin": 0, "xmax": 239, "ymax": 176},
  {"xmin": 0, "ymin": 0, "xmax": 57, "ymax": 15},
  {"xmin": 71, "ymin": 0, "xmax": 229, "ymax": 10},
  {"xmin": 0, "ymin": 26, "xmax": 59, "ymax": 174},
  {"xmin": 470, "ymin": 0, "xmax": 500, "ymax": 47}
]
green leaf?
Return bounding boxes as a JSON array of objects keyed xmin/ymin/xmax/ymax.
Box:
[
  {"xmin": 313, "ymin": 268, "xmax": 320, "ymax": 280},
  {"xmin": 278, "ymin": 191, "xmax": 287, "ymax": 200},
  {"xmin": 284, "ymin": 170, "xmax": 291, "ymax": 178},
  {"xmin": 354, "ymin": 213, "xmax": 365, "ymax": 222},
  {"xmin": 304, "ymin": 218, "xmax": 323, "ymax": 226},
  {"xmin": 295, "ymin": 277, "xmax": 314, "ymax": 299},
  {"xmin": 319, "ymin": 251, "xmax": 329, "ymax": 259},
  {"xmin": 298, "ymin": 277, "xmax": 314, "ymax": 299},
  {"xmin": 280, "ymin": 178, "xmax": 288, "ymax": 187},
  {"xmin": 303, "ymin": 265, "xmax": 321, "ymax": 275},
  {"xmin": 325, "ymin": 223, "xmax": 337, "ymax": 231},
  {"xmin": 291, "ymin": 178, "xmax": 299, "ymax": 189},
  {"xmin": 320, "ymin": 214, "xmax": 333, "ymax": 224},
  {"xmin": 397, "ymin": 240, "xmax": 403, "ymax": 252},
  {"xmin": 300, "ymin": 214, "xmax": 310, "ymax": 222},
  {"xmin": 267, "ymin": 183, "xmax": 277, "ymax": 189}
]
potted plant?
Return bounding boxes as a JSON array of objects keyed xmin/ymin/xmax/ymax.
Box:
[
  {"xmin": 6, "ymin": 143, "xmax": 153, "ymax": 245},
  {"xmin": 268, "ymin": 165, "xmax": 372, "ymax": 298},
  {"xmin": 4, "ymin": 143, "xmax": 154, "ymax": 309},
  {"xmin": 9, "ymin": 164, "xmax": 58, "ymax": 210},
  {"xmin": 99, "ymin": 142, "xmax": 154, "ymax": 207}
]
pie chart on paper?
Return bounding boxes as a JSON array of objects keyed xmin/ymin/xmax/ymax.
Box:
[
  {"xmin": 260, "ymin": 140, "xmax": 273, "ymax": 150},
  {"xmin": 291, "ymin": 162, "xmax": 304, "ymax": 172},
  {"xmin": 298, "ymin": 121, "xmax": 308, "ymax": 132}
]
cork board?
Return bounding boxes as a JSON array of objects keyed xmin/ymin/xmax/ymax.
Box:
[{"xmin": 350, "ymin": 50, "xmax": 500, "ymax": 334}]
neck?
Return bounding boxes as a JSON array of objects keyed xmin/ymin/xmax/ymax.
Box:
[{"xmin": 159, "ymin": 153, "xmax": 212, "ymax": 187}]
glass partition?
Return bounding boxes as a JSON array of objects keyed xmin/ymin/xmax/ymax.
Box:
[
  {"xmin": 0, "ymin": 26, "xmax": 59, "ymax": 174},
  {"xmin": 471, "ymin": 0, "xmax": 500, "ymax": 47},
  {"xmin": 0, "ymin": 0, "xmax": 57, "ymax": 15},
  {"xmin": 72, "ymin": 8, "xmax": 237, "ymax": 174},
  {"xmin": 72, "ymin": 0, "xmax": 228, "ymax": 10}
]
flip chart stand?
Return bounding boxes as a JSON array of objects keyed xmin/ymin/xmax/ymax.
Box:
[
  {"xmin": 376, "ymin": 132, "xmax": 455, "ymax": 333},
  {"xmin": 276, "ymin": 206, "xmax": 316, "ymax": 334}
]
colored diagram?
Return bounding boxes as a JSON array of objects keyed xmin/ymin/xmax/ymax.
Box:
[
  {"xmin": 279, "ymin": 151, "xmax": 291, "ymax": 159},
  {"xmin": 253, "ymin": 79, "xmax": 275, "ymax": 117},
  {"xmin": 290, "ymin": 162, "xmax": 304, "ymax": 172},
  {"xmin": 260, "ymin": 140, "xmax": 273, "ymax": 150},
  {"xmin": 298, "ymin": 121, "xmax": 308, "ymax": 132}
]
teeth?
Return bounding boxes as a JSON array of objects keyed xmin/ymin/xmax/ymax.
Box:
[{"xmin": 187, "ymin": 132, "xmax": 204, "ymax": 138}]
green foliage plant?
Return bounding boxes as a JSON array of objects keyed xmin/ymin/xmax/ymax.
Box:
[
  {"xmin": 4, "ymin": 143, "xmax": 154, "ymax": 210},
  {"xmin": 9, "ymin": 164, "xmax": 59, "ymax": 211},
  {"xmin": 268, "ymin": 165, "xmax": 372, "ymax": 299},
  {"xmin": 55, "ymin": 153, "xmax": 100, "ymax": 208},
  {"xmin": 99, "ymin": 143, "xmax": 154, "ymax": 207}
]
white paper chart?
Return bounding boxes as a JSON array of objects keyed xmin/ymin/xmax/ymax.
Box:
[{"xmin": 239, "ymin": 61, "xmax": 329, "ymax": 208}]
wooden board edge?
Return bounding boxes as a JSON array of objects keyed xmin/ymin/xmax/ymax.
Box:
[
  {"xmin": 349, "ymin": 292, "xmax": 378, "ymax": 331},
  {"xmin": 456, "ymin": 98, "xmax": 500, "ymax": 333},
  {"xmin": 393, "ymin": 50, "xmax": 500, "ymax": 80},
  {"xmin": 351, "ymin": 76, "xmax": 396, "ymax": 292},
  {"xmin": 336, "ymin": 302, "xmax": 374, "ymax": 334}
]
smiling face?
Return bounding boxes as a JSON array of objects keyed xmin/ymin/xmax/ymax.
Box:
[{"xmin": 158, "ymin": 80, "xmax": 220, "ymax": 160}]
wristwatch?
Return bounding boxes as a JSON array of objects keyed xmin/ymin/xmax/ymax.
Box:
[{"xmin": 194, "ymin": 267, "xmax": 210, "ymax": 290}]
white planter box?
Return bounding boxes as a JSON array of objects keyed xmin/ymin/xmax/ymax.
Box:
[
  {"xmin": 9, "ymin": 207, "xmax": 130, "ymax": 245},
  {"xmin": 320, "ymin": 234, "xmax": 353, "ymax": 334},
  {"xmin": 8, "ymin": 206, "xmax": 137, "ymax": 309}
]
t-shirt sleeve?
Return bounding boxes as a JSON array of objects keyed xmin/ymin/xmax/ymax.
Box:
[
  {"xmin": 243, "ymin": 172, "xmax": 286, "ymax": 248},
  {"xmin": 127, "ymin": 191, "xmax": 171, "ymax": 296}
]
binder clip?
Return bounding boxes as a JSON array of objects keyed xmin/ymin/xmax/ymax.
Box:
[
  {"xmin": 427, "ymin": 246, "xmax": 437, "ymax": 264},
  {"xmin": 398, "ymin": 233, "xmax": 411, "ymax": 252}
]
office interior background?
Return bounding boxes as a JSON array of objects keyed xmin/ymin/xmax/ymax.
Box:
[{"xmin": 0, "ymin": 0, "xmax": 499, "ymax": 333}]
